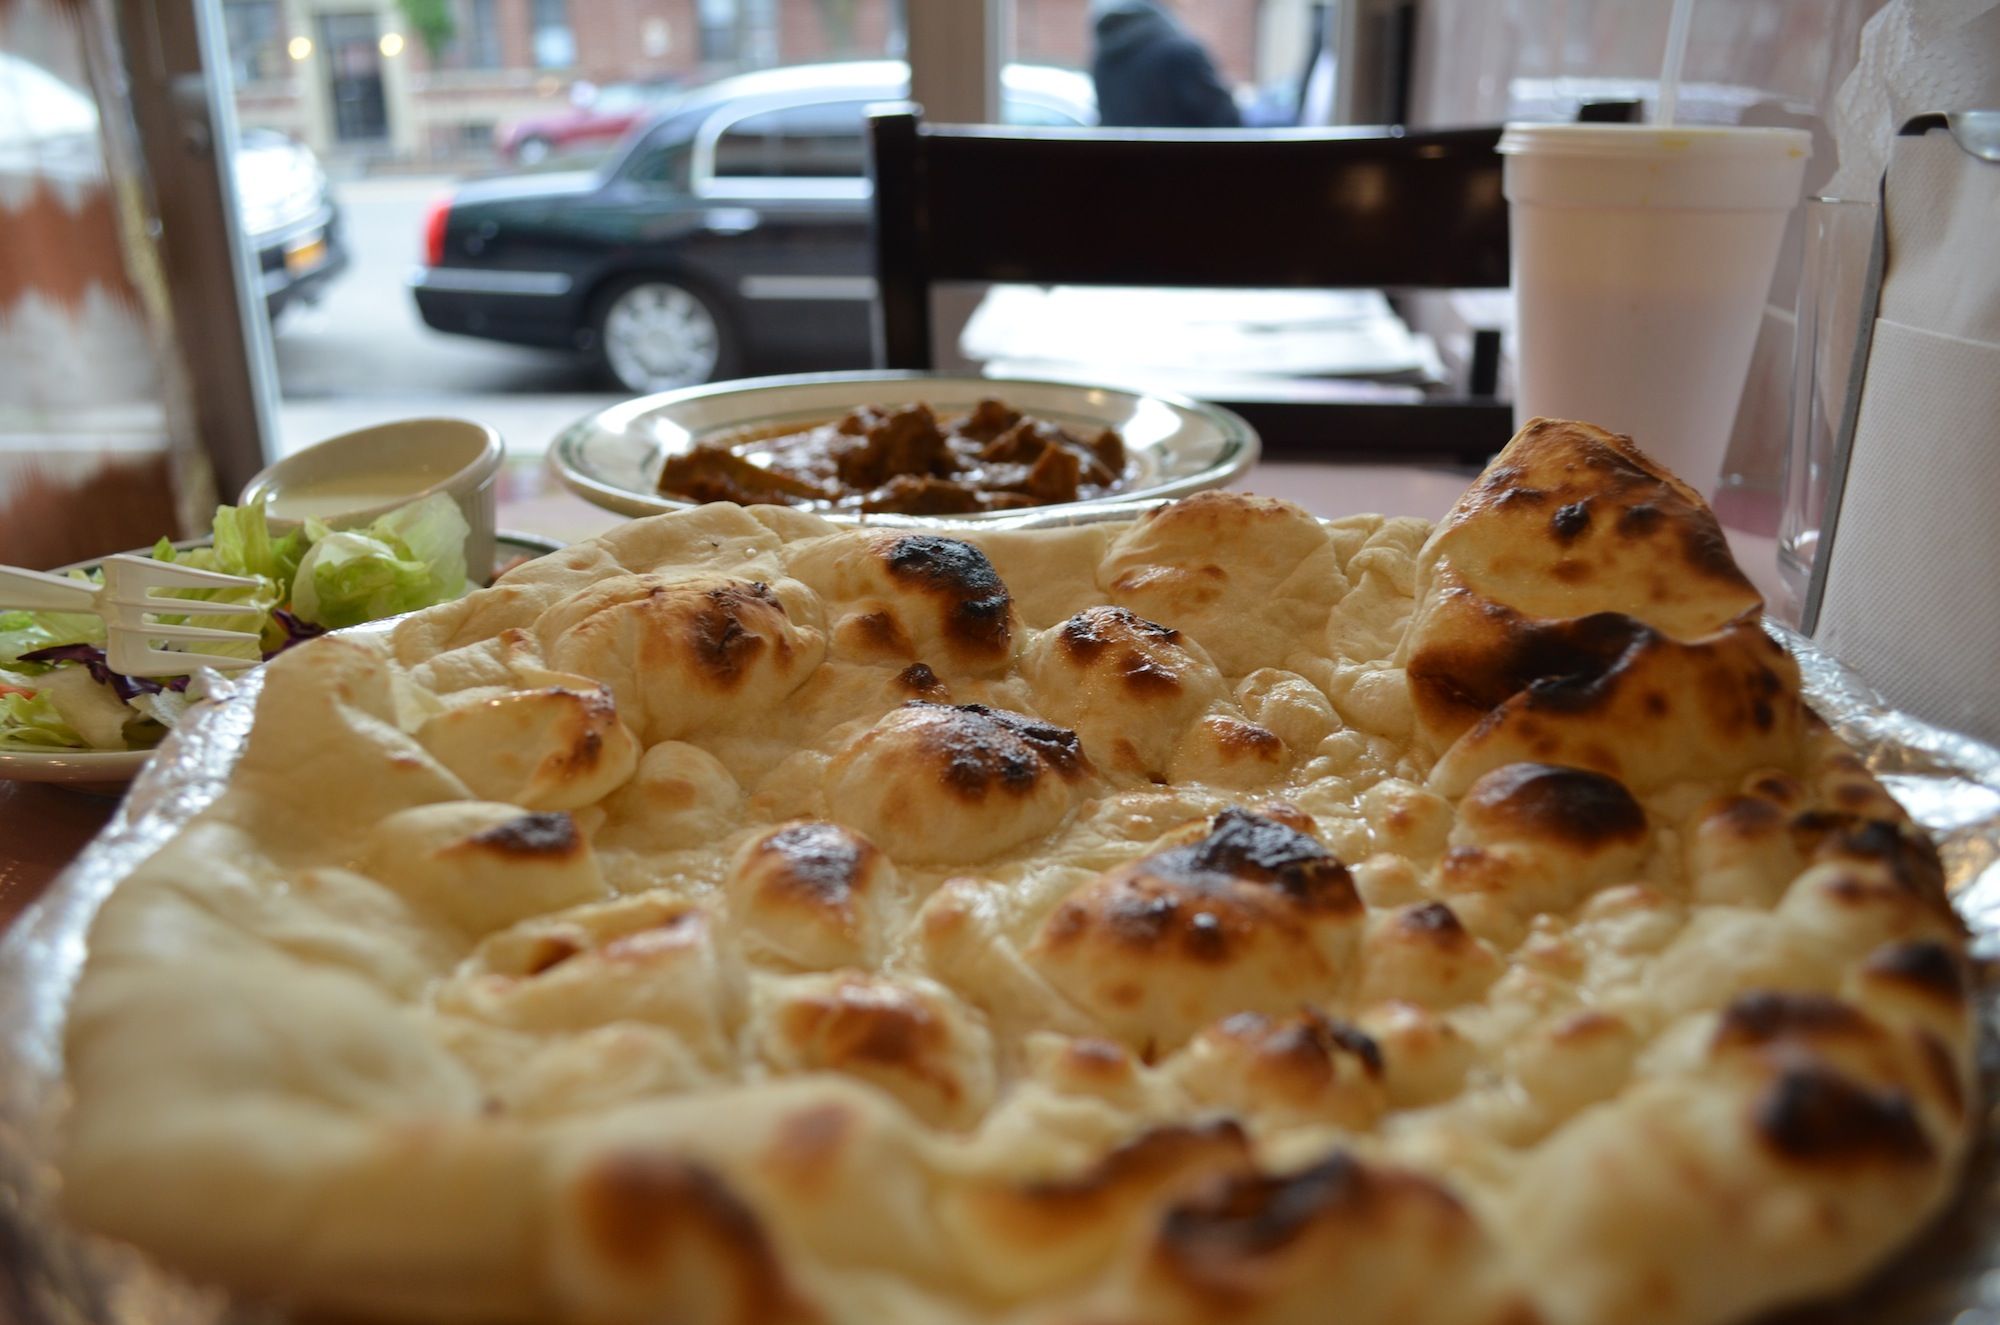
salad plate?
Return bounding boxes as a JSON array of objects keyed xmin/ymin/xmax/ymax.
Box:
[
  {"xmin": 0, "ymin": 529, "xmax": 562, "ymax": 789},
  {"xmin": 0, "ymin": 745, "xmax": 154, "ymax": 786}
]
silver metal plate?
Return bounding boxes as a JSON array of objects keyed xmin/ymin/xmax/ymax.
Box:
[{"xmin": 545, "ymin": 370, "xmax": 1260, "ymax": 523}]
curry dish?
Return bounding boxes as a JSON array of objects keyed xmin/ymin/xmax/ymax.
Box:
[{"xmin": 656, "ymin": 398, "xmax": 1130, "ymax": 514}]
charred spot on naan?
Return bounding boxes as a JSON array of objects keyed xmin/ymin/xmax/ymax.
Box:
[
  {"xmin": 1032, "ymin": 810, "xmax": 1363, "ymax": 1050},
  {"xmin": 825, "ymin": 701, "xmax": 1094, "ymax": 864},
  {"xmin": 464, "ymin": 811, "xmax": 582, "ymax": 858},
  {"xmin": 879, "ymin": 534, "xmax": 1014, "ymax": 660},
  {"xmin": 727, "ymin": 822, "xmax": 895, "ymax": 970},
  {"xmin": 565, "ymin": 1153, "xmax": 812, "ymax": 1322},
  {"xmin": 1431, "ymin": 418, "xmax": 1761, "ymax": 632},
  {"xmin": 1023, "ymin": 605, "xmax": 1230, "ymax": 778},
  {"xmin": 1861, "ymin": 940, "xmax": 1968, "ymax": 1008},
  {"xmin": 1459, "ymin": 762, "xmax": 1648, "ymax": 850},
  {"xmin": 1426, "ymin": 618, "xmax": 1806, "ymax": 797},
  {"xmin": 1752, "ymin": 1065, "xmax": 1935, "ymax": 1167}
]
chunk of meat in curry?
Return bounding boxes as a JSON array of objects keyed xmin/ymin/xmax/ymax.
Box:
[{"xmin": 656, "ymin": 398, "xmax": 1130, "ymax": 515}]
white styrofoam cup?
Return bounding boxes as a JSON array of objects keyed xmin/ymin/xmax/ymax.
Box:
[{"xmin": 1500, "ymin": 123, "xmax": 1812, "ymax": 496}]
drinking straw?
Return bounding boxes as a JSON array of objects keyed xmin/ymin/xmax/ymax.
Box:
[{"xmin": 1656, "ymin": 0, "xmax": 1695, "ymax": 126}]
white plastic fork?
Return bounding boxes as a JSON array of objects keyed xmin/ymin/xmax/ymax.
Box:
[{"xmin": 1, "ymin": 554, "xmax": 266, "ymax": 677}]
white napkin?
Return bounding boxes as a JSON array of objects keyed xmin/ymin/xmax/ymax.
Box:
[
  {"xmin": 1824, "ymin": 0, "xmax": 2000, "ymax": 200},
  {"xmin": 1812, "ymin": 126, "xmax": 2000, "ymax": 746}
]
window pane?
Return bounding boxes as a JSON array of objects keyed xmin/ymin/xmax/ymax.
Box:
[
  {"xmin": 698, "ymin": 0, "xmax": 738, "ymax": 62},
  {"xmin": 1000, "ymin": 96, "xmax": 1086, "ymax": 127},
  {"xmin": 461, "ymin": 0, "xmax": 503, "ymax": 70},
  {"xmin": 981, "ymin": 1, "xmax": 1444, "ymax": 411},
  {"xmin": 220, "ymin": 0, "xmax": 284, "ymax": 86},
  {"xmin": 1013, "ymin": 0, "xmax": 1275, "ymax": 128},
  {"xmin": 622, "ymin": 114, "xmax": 702, "ymax": 189},
  {"xmin": 531, "ymin": 0, "xmax": 573, "ymax": 69},
  {"xmin": 712, "ymin": 101, "xmax": 868, "ymax": 179}
]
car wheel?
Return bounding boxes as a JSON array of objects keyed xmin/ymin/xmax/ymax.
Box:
[
  {"xmin": 593, "ymin": 276, "xmax": 732, "ymax": 394},
  {"xmin": 515, "ymin": 135, "xmax": 553, "ymax": 165}
]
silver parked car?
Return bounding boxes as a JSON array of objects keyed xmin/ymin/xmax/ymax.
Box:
[{"xmin": 0, "ymin": 51, "xmax": 347, "ymax": 320}]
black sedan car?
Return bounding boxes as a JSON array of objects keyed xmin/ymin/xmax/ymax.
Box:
[{"xmin": 410, "ymin": 60, "xmax": 1095, "ymax": 393}]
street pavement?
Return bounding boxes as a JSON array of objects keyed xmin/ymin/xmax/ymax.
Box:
[
  {"xmin": 269, "ymin": 173, "xmax": 616, "ymax": 454},
  {"xmin": 272, "ymin": 173, "xmax": 602, "ymax": 399}
]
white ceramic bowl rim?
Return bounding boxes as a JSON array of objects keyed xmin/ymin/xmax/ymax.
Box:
[{"xmin": 239, "ymin": 417, "xmax": 505, "ymax": 527}]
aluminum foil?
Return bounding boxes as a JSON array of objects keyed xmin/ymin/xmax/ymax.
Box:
[
  {"xmin": 0, "ymin": 664, "xmax": 271, "ymax": 1325},
  {"xmin": 2, "ymin": 622, "xmax": 1997, "ymax": 1325}
]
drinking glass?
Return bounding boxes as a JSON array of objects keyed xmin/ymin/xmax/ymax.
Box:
[{"xmin": 1776, "ymin": 197, "xmax": 1876, "ymax": 619}]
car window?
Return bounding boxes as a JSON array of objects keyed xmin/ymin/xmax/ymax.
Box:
[
  {"xmin": 619, "ymin": 112, "xmax": 702, "ymax": 190},
  {"xmin": 711, "ymin": 100, "xmax": 870, "ymax": 180},
  {"xmin": 1001, "ymin": 96, "xmax": 1088, "ymax": 128}
]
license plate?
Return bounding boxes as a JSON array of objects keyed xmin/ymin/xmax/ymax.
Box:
[{"xmin": 283, "ymin": 233, "xmax": 327, "ymax": 275}]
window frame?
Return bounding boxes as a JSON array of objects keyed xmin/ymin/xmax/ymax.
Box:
[
  {"xmin": 704, "ymin": 98, "xmax": 876, "ymax": 184},
  {"xmin": 612, "ymin": 109, "xmax": 707, "ymax": 192},
  {"xmin": 690, "ymin": 90, "xmax": 876, "ymax": 202}
]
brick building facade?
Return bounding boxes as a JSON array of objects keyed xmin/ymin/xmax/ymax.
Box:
[{"xmin": 226, "ymin": 0, "xmax": 1272, "ymax": 165}]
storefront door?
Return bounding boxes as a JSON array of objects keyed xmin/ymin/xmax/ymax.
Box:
[{"xmin": 317, "ymin": 12, "xmax": 387, "ymax": 144}]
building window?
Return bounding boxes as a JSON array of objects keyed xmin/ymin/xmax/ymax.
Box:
[
  {"xmin": 698, "ymin": 0, "xmax": 736, "ymax": 63},
  {"xmin": 436, "ymin": 0, "xmax": 503, "ymax": 70},
  {"xmin": 446, "ymin": 0, "xmax": 503, "ymax": 70},
  {"xmin": 221, "ymin": 0, "xmax": 285, "ymax": 85},
  {"xmin": 531, "ymin": 0, "xmax": 575, "ymax": 69}
]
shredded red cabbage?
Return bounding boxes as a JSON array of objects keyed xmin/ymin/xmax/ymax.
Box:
[
  {"xmin": 17, "ymin": 644, "xmax": 189, "ymax": 700},
  {"xmin": 269, "ymin": 608, "xmax": 327, "ymax": 653},
  {"xmin": 20, "ymin": 610, "xmax": 324, "ymax": 701}
]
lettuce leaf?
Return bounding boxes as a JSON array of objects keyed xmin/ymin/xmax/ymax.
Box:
[
  {"xmin": 158, "ymin": 497, "xmax": 306, "ymax": 655},
  {"xmin": 211, "ymin": 498, "xmax": 309, "ymax": 586},
  {"xmin": 0, "ymin": 590, "xmax": 107, "ymax": 667},
  {"xmin": 0, "ymin": 687, "xmax": 87, "ymax": 751},
  {"xmin": 128, "ymin": 685, "xmax": 194, "ymax": 731},
  {"xmin": 33, "ymin": 666, "xmax": 135, "ymax": 749},
  {"xmin": 290, "ymin": 493, "xmax": 469, "ymax": 630},
  {"xmin": 3, "ymin": 492, "xmax": 470, "ymax": 751}
]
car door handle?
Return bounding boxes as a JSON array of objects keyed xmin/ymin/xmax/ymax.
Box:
[{"xmin": 704, "ymin": 208, "xmax": 760, "ymax": 235}]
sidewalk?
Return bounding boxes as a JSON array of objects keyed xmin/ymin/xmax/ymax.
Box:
[{"xmin": 276, "ymin": 393, "xmax": 615, "ymax": 459}]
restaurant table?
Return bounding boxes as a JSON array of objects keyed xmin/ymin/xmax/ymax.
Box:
[{"xmin": 0, "ymin": 453, "xmax": 1786, "ymax": 936}]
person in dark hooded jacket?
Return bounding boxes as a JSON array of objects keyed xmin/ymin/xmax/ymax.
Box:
[{"xmin": 1090, "ymin": 0, "xmax": 1242, "ymax": 128}]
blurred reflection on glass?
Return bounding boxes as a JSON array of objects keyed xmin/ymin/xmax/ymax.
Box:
[
  {"xmin": 0, "ymin": 21, "xmax": 195, "ymax": 567},
  {"xmin": 1776, "ymin": 196, "xmax": 1875, "ymax": 620}
]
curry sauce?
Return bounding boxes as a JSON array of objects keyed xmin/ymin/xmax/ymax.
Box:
[{"xmin": 657, "ymin": 399, "xmax": 1130, "ymax": 515}]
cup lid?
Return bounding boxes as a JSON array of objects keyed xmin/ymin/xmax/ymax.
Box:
[{"xmin": 1498, "ymin": 122, "xmax": 1812, "ymax": 161}]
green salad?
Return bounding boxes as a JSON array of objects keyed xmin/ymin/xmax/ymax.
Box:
[{"xmin": 1, "ymin": 493, "xmax": 469, "ymax": 753}]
